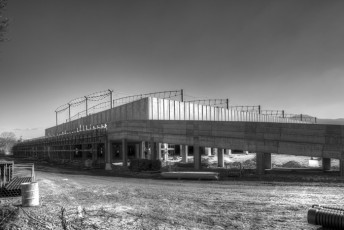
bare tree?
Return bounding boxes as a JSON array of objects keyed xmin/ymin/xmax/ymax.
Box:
[
  {"xmin": 0, "ymin": 0, "xmax": 8, "ymax": 42},
  {"xmin": 0, "ymin": 132, "xmax": 16, "ymax": 154}
]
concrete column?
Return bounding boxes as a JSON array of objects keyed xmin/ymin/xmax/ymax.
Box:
[
  {"xmin": 213, "ymin": 148, "xmax": 218, "ymax": 157},
  {"xmin": 122, "ymin": 139, "xmax": 128, "ymax": 166},
  {"xmin": 225, "ymin": 149, "xmax": 232, "ymax": 155},
  {"xmin": 194, "ymin": 145, "xmax": 201, "ymax": 170},
  {"xmin": 256, "ymin": 152, "xmax": 272, "ymax": 175},
  {"xmin": 47, "ymin": 146, "xmax": 51, "ymax": 161},
  {"xmin": 92, "ymin": 144, "xmax": 96, "ymax": 162},
  {"xmin": 82, "ymin": 144, "xmax": 88, "ymax": 162},
  {"xmin": 69, "ymin": 145, "xmax": 72, "ymax": 161},
  {"xmin": 340, "ymin": 159, "xmax": 344, "ymax": 177},
  {"xmin": 135, "ymin": 144, "xmax": 140, "ymax": 159},
  {"xmin": 205, "ymin": 147, "xmax": 211, "ymax": 156},
  {"xmin": 150, "ymin": 141, "xmax": 156, "ymax": 160},
  {"xmin": 158, "ymin": 143, "xmax": 163, "ymax": 161},
  {"xmin": 163, "ymin": 143, "xmax": 168, "ymax": 161},
  {"xmin": 105, "ymin": 140, "xmax": 112, "ymax": 170},
  {"xmin": 140, "ymin": 141, "xmax": 145, "ymax": 159},
  {"xmin": 264, "ymin": 153, "xmax": 272, "ymax": 170},
  {"xmin": 181, "ymin": 145, "xmax": 188, "ymax": 163},
  {"xmin": 218, "ymin": 148, "xmax": 224, "ymax": 167},
  {"xmin": 322, "ymin": 158, "xmax": 331, "ymax": 171}
]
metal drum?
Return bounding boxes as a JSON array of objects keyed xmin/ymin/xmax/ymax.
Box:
[{"xmin": 21, "ymin": 182, "xmax": 39, "ymax": 207}]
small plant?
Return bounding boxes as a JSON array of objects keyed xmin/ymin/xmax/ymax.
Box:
[{"xmin": 59, "ymin": 207, "xmax": 68, "ymax": 230}]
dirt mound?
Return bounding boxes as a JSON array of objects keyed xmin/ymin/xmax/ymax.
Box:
[
  {"xmin": 242, "ymin": 158, "xmax": 256, "ymax": 169},
  {"xmin": 281, "ymin": 160, "xmax": 304, "ymax": 168}
]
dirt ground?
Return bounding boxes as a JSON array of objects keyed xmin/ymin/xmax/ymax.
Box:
[{"xmin": 0, "ymin": 155, "xmax": 343, "ymax": 230}]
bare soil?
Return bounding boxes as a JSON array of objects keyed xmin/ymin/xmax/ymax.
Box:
[{"xmin": 0, "ymin": 155, "xmax": 342, "ymax": 230}]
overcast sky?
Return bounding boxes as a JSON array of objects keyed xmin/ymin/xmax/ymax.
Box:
[{"xmin": 1, "ymin": 0, "xmax": 344, "ymax": 138}]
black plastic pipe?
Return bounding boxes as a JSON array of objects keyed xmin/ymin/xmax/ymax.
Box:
[{"xmin": 308, "ymin": 205, "xmax": 344, "ymax": 229}]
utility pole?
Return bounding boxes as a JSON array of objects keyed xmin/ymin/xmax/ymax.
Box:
[
  {"xmin": 258, "ymin": 105, "xmax": 261, "ymax": 115},
  {"xmin": 109, "ymin": 89, "xmax": 113, "ymax": 108},
  {"xmin": 226, "ymin": 99, "xmax": 229, "ymax": 109},
  {"xmin": 180, "ymin": 89, "xmax": 184, "ymax": 102},
  {"xmin": 68, "ymin": 103, "xmax": 71, "ymax": 122},
  {"xmin": 55, "ymin": 111, "xmax": 58, "ymax": 126},
  {"xmin": 85, "ymin": 96, "xmax": 88, "ymax": 116}
]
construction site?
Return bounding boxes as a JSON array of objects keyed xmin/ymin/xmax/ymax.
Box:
[
  {"xmin": 11, "ymin": 89, "xmax": 343, "ymax": 176},
  {"xmin": 1, "ymin": 89, "xmax": 344, "ymax": 229}
]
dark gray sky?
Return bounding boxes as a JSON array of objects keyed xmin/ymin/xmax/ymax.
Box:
[{"xmin": 1, "ymin": 0, "xmax": 344, "ymax": 137}]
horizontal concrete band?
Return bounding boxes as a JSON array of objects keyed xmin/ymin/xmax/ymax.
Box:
[{"xmin": 105, "ymin": 120, "xmax": 344, "ymax": 159}]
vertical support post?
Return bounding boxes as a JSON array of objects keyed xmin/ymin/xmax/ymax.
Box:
[
  {"xmin": 85, "ymin": 96, "xmax": 88, "ymax": 116},
  {"xmin": 158, "ymin": 143, "xmax": 162, "ymax": 161},
  {"xmin": 194, "ymin": 142, "xmax": 201, "ymax": 170},
  {"xmin": 109, "ymin": 89, "xmax": 113, "ymax": 109},
  {"xmin": 122, "ymin": 139, "xmax": 128, "ymax": 166},
  {"xmin": 69, "ymin": 145, "xmax": 72, "ymax": 162},
  {"xmin": 256, "ymin": 152, "xmax": 265, "ymax": 175},
  {"xmin": 205, "ymin": 147, "xmax": 211, "ymax": 156},
  {"xmin": 213, "ymin": 148, "xmax": 218, "ymax": 157},
  {"xmin": 140, "ymin": 141, "xmax": 145, "ymax": 159},
  {"xmin": 181, "ymin": 145, "xmax": 188, "ymax": 163},
  {"xmin": 68, "ymin": 103, "xmax": 71, "ymax": 122},
  {"xmin": 105, "ymin": 139, "xmax": 112, "ymax": 170},
  {"xmin": 282, "ymin": 110, "xmax": 285, "ymax": 118},
  {"xmin": 300, "ymin": 114, "xmax": 303, "ymax": 121},
  {"xmin": 56, "ymin": 111, "xmax": 58, "ymax": 126},
  {"xmin": 258, "ymin": 105, "xmax": 261, "ymax": 115},
  {"xmin": 256, "ymin": 152, "xmax": 272, "ymax": 174},
  {"xmin": 225, "ymin": 149, "xmax": 231, "ymax": 155},
  {"xmin": 180, "ymin": 89, "xmax": 184, "ymax": 102},
  {"xmin": 135, "ymin": 143, "xmax": 140, "ymax": 159},
  {"xmin": 264, "ymin": 153, "xmax": 272, "ymax": 170},
  {"xmin": 322, "ymin": 158, "xmax": 331, "ymax": 171},
  {"xmin": 340, "ymin": 154, "xmax": 344, "ymax": 177},
  {"xmin": 150, "ymin": 140, "xmax": 156, "ymax": 160},
  {"xmin": 226, "ymin": 98, "xmax": 229, "ymax": 110},
  {"xmin": 218, "ymin": 148, "xmax": 224, "ymax": 167}
]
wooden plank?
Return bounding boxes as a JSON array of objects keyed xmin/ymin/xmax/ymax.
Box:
[{"xmin": 161, "ymin": 172, "xmax": 219, "ymax": 180}]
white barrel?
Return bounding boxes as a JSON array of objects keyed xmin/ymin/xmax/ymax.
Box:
[{"xmin": 21, "ymin": 182, "xmax": 39, "ymax": 207}]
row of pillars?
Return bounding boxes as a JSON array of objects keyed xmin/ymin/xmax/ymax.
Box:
[
  {"xmin": 103, "ymin": 139, "xmax": 344, "ymax": 177},
  {"xmin": 256, "ymin": 153, "xmax": 344, "ymax": 176},
  {"xmin": 104, "ymin": 139, "xmax": 232, "ymax": 171}
]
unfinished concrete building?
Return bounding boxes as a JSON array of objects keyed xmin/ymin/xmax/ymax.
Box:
[{"xmin": 12, "ymin": 90, "xmax": 344, "ymax": 176}]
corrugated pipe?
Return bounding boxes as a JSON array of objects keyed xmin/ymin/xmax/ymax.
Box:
[{"xmin": 308, "ymin": 204, "xmax": 344, "ymax": 229}]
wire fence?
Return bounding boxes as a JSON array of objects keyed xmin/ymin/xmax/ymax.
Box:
[
  {"xmin": 55, "ymin": 90, "xmax": 183, "ymax": 125},
  {"xmin": 54, "ymin": 89, "xmax": 317, "ymax": 125}
]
